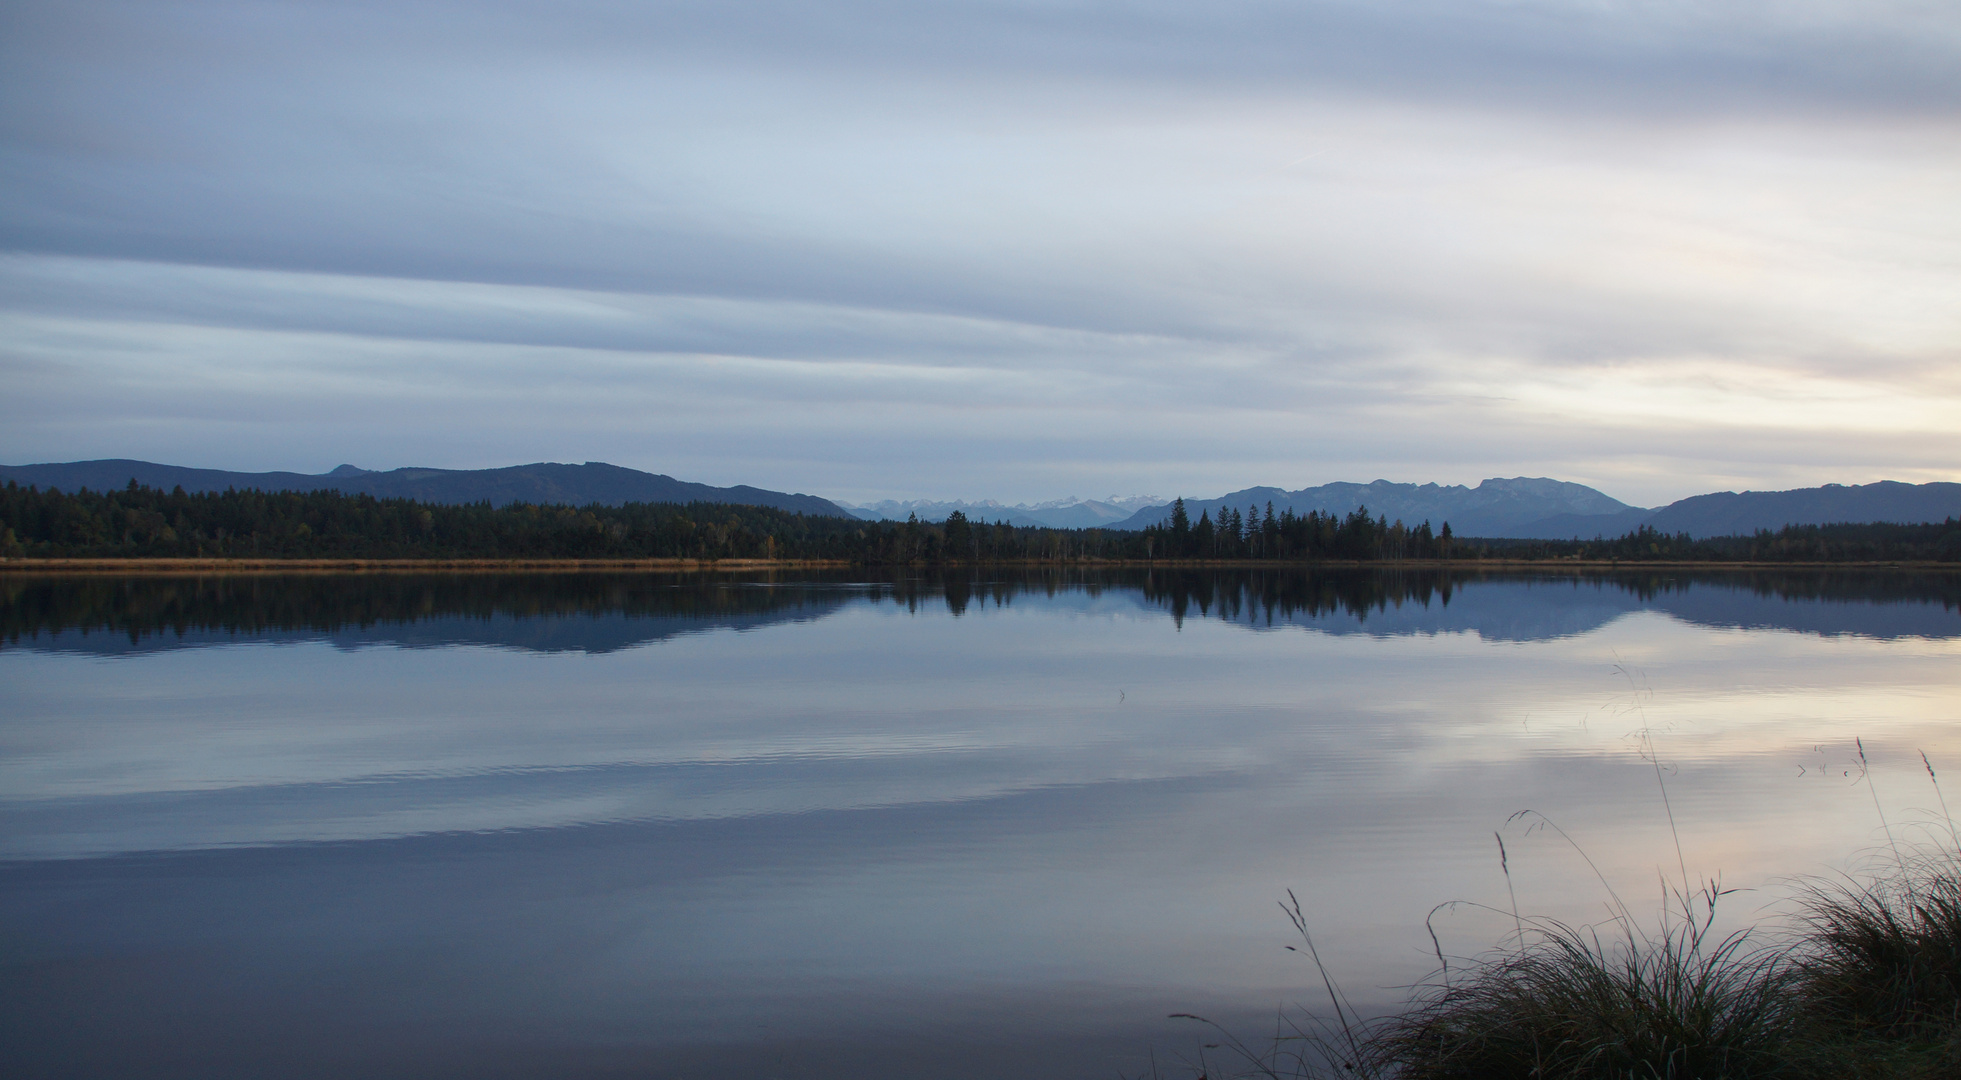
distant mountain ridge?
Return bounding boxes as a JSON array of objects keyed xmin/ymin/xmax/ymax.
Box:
[
  {"xmin": 1645, "ymin": 481, "xmax": 1961, "ymax": 539},
  {"xmin": 6, "ymin": 460, "xmax": 1955, "ymax": 540},
  {"xmin": 840, "ymin": 495, "xmax": 1164, "ymax": 530},
  {"xmin": 0, "ymin": 459, "xmax": 850, "ymax": 517},
  {"xmin": 1112, "ymin": 478, "xmax": 1961, "ymax": 539},
  {"xmin": 1114, "ymin": 478, "xmax": 1645, "ymax": 538}
]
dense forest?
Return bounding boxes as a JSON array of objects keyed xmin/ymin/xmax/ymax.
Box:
[{"xmin": 0, "ymin": 482, "xmax": 1956, "ymax": 563}]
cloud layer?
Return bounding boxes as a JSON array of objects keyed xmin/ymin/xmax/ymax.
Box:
[{"xmin": 3, "ymin": 1, "xmax": 1957, "ymax": 504}]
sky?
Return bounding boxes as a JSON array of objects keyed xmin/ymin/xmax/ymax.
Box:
[{"xmin": 2, "ymin": 0, "xmax": 1957, "ymax": 508}]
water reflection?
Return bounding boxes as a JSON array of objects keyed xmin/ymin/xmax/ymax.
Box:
[
  {"xmin": 1140, "ymin": 568, "xmax": 1961, "ymax": 641},
  {"xmin": 4, "ymin": 567, "xmax": 1957, "ymax": 655},
  {"xmin": 0, "ymin": 571, "xmax": 874, "ymax": 654},
  {"xmin": 2, "ymin": 569, "xmax": 1959, "ymax": 1079}
]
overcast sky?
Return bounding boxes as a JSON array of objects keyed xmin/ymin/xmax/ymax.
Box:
[{"xmin": 2, "ymin": 0, "xmax": 1957, "ymax": 507}]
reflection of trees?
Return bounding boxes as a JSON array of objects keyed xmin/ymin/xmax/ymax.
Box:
[
  {"xmin": 0, "ymin": 572, "xmax": 886, "ymax": 646},
  {"xmin": 1132, "ymin": 568, "xmax": 1960, "ymax": 630},
  {"xmin": 3, "ymin": 567, "xmax": 1954, "ymax": 646},
  {"xmin": 1605, "ymin": 569, "xmax": 1961, "ymax": 609},
  {"xmin": 1137, "ymin": 568, "xmax": 1461, "ymax": 629},
  {"xmin": 876, "ymin": 567, "xmax": 1961, "ymax": 630}
]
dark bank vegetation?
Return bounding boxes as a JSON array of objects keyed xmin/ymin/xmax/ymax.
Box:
[{"xmin": 2, "ymin": 481, "xmax": 1958, "ymax": 564}]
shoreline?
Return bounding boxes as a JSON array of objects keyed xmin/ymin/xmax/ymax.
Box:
[{"xmin": 1, "ymin": 556, "xmax": 1954, "ymax": 574}]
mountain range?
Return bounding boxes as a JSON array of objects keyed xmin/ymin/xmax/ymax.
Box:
[
  {"xmin": 1112, "ymin": 478, "xmax": 1961, "ymax": 539},
  {"xmin": 0, "ymin": 459, "xmax": 848, "ymax": 517},
  {"xmin": 1113, "ymin": 478, "xmax": 1638, "ymax": 538},
  {"xmin": 4, "ymin": 460, "xmax": 1955, "ymax": 539},
  {"xmin": 1641, "ymin": 482, "xmax": 1961, "ymax": 539},
  {"xmin": 837, "ymin": 495, "xmax": 1164, "ymax": 530}
]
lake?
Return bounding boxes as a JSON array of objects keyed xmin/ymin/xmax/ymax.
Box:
[{"xmin": 4, "ymin": 568, "xmax": 1959, "ymax": 1078}]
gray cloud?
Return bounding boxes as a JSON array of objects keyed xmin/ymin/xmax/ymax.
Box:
[{"xmin": 2, "ymin": 1, "xmax": 1957, "ymax": 504}]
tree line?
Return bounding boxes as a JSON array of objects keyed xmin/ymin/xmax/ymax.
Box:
[
  {"xmin": 0, "ymin": 480, "xmax": 873, "ymax": 560},
  {"xmin": 1, "ymin": 482, "xmax": 1955, "ymax": 563},
  {"xmin": 1134, "ymin": 498, "xmax": 1454, "ymax": 560},
  {"xmin": 1482, "ymin": 520, "xmax": 1961, "ymax": 564},
  {"xmin": 0, "ymin": 483, "xmax": 1447, "ymax": 563}
]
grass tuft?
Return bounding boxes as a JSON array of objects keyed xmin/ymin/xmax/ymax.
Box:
[
  {"xmin": 1146, "ymin": 748, "xmax": 1961, "ymax": 1079},
  {"xmin": 1369, "ymin": 902, "xmax": 1799, "ymax": 1079},
  {"xmin": 1792, "ymin": 851, "xmax": 1961, "ymax": 1074},
  {"xmin": 1149, "ymin": 857, "xmax": 1961, "ymax": 1079}
]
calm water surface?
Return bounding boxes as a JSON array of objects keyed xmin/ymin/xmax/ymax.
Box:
[{"xmin": 3, "ymin": 569, "xmax": 1959, "ymax": 1078}]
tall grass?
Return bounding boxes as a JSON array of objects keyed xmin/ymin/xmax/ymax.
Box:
[
  {"xmin": 1792, "ymin": 851, "xmax": 1961, "ymax": 1075},
  {"xmin": 1151, "ymin": 749, "xmax": 1961, "ymax": 1080},
  {"xmin": 1369, "ymin": 889, "xmax": 1799, "ymax": 1078}
]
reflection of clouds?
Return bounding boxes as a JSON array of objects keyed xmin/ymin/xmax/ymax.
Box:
[
  {"xmin": 4, "ymin": 586, "xmax": 1959, "ymax": 1071},
  {"xmin": 5, "ymin": 590, "xmax": 1957, "ymax": 857},
  {"xmin": 0, "ymin": 752, "xmax": 1251, "ymax": 859}
]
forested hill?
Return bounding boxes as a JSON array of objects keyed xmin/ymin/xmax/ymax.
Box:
[
  {"xmin": 1, "ymin": 483, "xmax": 1957, "ymax": 564},
  {"xmin": 0, "ymin": 459, "xmax": 847, "ymax": 517}
]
